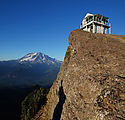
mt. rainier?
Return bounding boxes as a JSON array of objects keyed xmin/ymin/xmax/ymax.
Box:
[
  {"xmin": 0, "ymin": 52, "xmax": 61, "ymax": 88},
  {"xmin": 19, "ymin": 52, "xmax": 61, "ymax": 65}
]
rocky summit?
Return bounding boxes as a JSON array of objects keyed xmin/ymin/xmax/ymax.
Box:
[{"xmin": 34, "ymin": 29, "xmax": 125, "ymax": 120}]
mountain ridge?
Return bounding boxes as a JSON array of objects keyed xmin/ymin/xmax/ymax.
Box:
[
  {"xmin": 34, "ymin": 29, "xmax": 125, "ymax": 120},
  {"xmin": 0, "ymin": 52, "xmax": 61, "ymax": 88}
]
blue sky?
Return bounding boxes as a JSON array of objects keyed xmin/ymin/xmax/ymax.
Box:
[{"xmin": 0, "ymin": 0, "xmax": 125, "ymax": 61}]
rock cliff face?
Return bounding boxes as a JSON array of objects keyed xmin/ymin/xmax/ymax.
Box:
[{"xmin": 35, "ymin": 29, "xmax": 125, "ymax": 120}]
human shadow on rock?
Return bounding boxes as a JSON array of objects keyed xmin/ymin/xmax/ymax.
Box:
[{"xmin": 52, "ymin": 80, "xmax": 66, "ymax": 120}]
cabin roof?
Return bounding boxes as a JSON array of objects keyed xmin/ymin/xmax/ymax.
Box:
[
  {"xmin": 95, "ymin": 14, "xmax": 109, "ymax": 19},
  {"xmin": 84, "ymin": 13, "xmax": 109, "ymax": 19},
  {"xmin": 85, "ymin": 13, "xmax": 94, "ymax": 18}
]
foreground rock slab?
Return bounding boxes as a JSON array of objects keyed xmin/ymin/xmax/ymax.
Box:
[{"xmin": 35, "ymin": 29, "xmax": 125, "ymax": 120}]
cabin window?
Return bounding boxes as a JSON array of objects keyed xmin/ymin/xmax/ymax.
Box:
[
  {"xmin": 97, "ymin": 17, "xmax": 101, "ymax": 22},
  {"xmin": 88, "ymin": 17, "xmax": 91, "ymax": 22},
  {"xmin": 88, "ymin": 16, "xmax": 93, "ymax": 22},
  {"xmin": 91, "ymin": 25, "xmax": 93, "ymax": 29},
  {"xmin": 104, "ymin": 20, "xmax": 106, "ymax": 24},
  {"xmin": 86, "ymin": 16, "xmax": 94, "ymax": 23},
  {"xmin": 91, "ymin": 16, "xmax": 93, "ymax": 21},
  {"xmin": 94, "ymin": 16, "xmax": 97, "ymax": 21},
  {"xmin": 99, "ymin": 17, "xmax": 101, "ymax": 22},
  {"xmin": 97, "ymin": 17, "xmax": 99, "ymax": 22},
  {"xmin": 86, "ymin": 18, "xmax": 89, "ymax": 23}
]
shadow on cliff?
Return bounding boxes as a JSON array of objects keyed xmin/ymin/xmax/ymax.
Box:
[{"xmin": 52, "ymin": 80, "xmax": 66, "ymax": 120}]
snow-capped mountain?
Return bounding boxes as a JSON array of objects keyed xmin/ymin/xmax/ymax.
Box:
[
  {"xmin": 19, "ymin": 52, "xmax": 62, "ymax": 64},
  {"xmin": 0, "ymin": 52, "xmax": 62, "ymax": 88}
]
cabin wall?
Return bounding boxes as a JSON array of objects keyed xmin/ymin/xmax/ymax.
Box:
[
  {"xmin": 82, "ymin": 19, "xmax": 109, "ymax": 34},
  {"xmin": 88, "ymin": 26, "xmax": 91, "ymax": 32},
  {"xmin": 97, "ymin": 25, "xmax": 101, "ymax": 33},
  {"xmin": 81, "ymin": 14, "xmax": 110, "ymax": 34},
  {"xmin": 83, "ymin": 25, "xmax": 108, "ymax": 34},
  {"xmin": 93, "ymin": 24, "xmax": 95, "ymax": 33}
]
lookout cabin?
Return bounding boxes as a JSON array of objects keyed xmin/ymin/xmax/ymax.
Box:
[{"xmin": 80, "ymin": 13, "xmax": 111, "ymax": 34}]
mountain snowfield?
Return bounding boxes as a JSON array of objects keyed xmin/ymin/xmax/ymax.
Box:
[{"xmin": 19, "ymin": 52, "xmax": 62, "ymax": 64}]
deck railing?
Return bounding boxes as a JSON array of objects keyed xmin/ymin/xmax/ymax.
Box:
[{"xmin": 81, "ymin": 20, "xmax": 110, "ymax": 29}]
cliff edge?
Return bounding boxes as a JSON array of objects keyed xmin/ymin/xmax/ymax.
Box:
[{"xmin": 34, "ymin": 29, "xmax": 125, "ymax": 120}]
